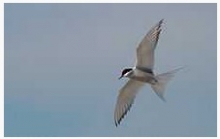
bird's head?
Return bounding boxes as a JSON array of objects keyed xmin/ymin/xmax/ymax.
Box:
[{"xmin": 118, "ymin": 68, "xmax": 133, "ymax": 79}]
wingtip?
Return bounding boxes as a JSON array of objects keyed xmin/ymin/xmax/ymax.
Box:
[
  {"xmin": 115, "ymin": 120, "xmax": 118, "ymax": 127},
  {"xmin": 157, "ymin": 94, "xmax": 166, "ymax": 102},
  {"xmin": 158, "ymin": 19, "xmax": 164, "ymax": 27},
  {"xmin": 161, "ymin": 97, "xmax": 167, "ymax": 102}
]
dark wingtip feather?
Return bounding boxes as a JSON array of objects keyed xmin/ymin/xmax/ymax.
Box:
[
  {"xmin": 157, "ymin": 19, "xmax": 164, "ymax": 29},
  {"xmin": 114, "ymin": 100, "xmax": 134, "ymax": 127},
  {"xmin": 159, "ymin": 19, "xmax": 164, "ymax": 24},
  {"xmin": 115, "ymin": 121, "xmax": 118, "ymax": 127}
]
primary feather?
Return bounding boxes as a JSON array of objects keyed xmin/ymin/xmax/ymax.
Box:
[
  {"xmin": 136, "ymin": 19, "xmax": 163, "ymax": 70},
  {"xmin": 114, "ymin": 80, "xmax": 145, "ymax": 126}
]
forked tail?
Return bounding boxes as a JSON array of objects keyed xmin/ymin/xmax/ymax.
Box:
[{"xmin": 151, "ymin": 67, "xmax": 183, "ymax": 101}]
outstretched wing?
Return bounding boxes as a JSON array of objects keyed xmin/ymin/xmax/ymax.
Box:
[
  {"xmin": 114, "ymin": 79, "xmax": 145, "ymax": 126},
  {"xmin": 136, "ymin": 19, "xmax": 163, "ymax": 70}
]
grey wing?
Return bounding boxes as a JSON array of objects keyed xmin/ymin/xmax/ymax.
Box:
[
  {"xmin": 114, "ymin": 80, "xmax": 145, "ymax": 126},
  {"xmin": 136, "ymin": 19, "xmax": 163, "ymax": 69}
]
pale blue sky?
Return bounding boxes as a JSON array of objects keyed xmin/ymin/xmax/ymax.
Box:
[{"xmin": 4, "ymin": 3, "xmax": 216, "ymax": 137}]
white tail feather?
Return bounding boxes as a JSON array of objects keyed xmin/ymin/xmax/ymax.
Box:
[{"xmin": 151, "ymin": 67, "xmax": 183, "ymax": 101}]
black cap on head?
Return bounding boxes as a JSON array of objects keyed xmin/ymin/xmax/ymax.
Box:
[{"xmin": 119, "ymin": 68, "xmax": 132, "ymax": 79}]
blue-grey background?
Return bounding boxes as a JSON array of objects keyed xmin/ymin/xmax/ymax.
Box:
[{"xmin": 4, "ymin": 4, "xmax": 216, "ymax": 137}]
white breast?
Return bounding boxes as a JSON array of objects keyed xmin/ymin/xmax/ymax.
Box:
[{"xmin": 133, "ymin": 68, "xmax": 149, "ymax": 76}]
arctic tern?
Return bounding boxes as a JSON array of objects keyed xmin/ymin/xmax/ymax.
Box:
[{"xmin": 114, "ymin": 19, "xmax": 182, "ymax": 126}]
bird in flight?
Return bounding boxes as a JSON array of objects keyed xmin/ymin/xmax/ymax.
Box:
[{"xmin": 114, "ymin": 19, "xmax": 182, "ymax": 126}]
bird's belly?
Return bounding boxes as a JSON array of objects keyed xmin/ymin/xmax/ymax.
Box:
[
  {"xmin": 130, "ymin": 76, "xmax": 152, "ymax": 83},
  {"xmin": 128, "ymin": 69, "xmax": 156, "ymax": 83},
  {"xmin": 129, "ymin": 73, "xmax": 156, "ymax": 84}
]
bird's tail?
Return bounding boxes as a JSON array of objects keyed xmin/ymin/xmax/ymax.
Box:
[{"xmin": 151, "ymin": 67, "xmax": 183, "ymax": 101}]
